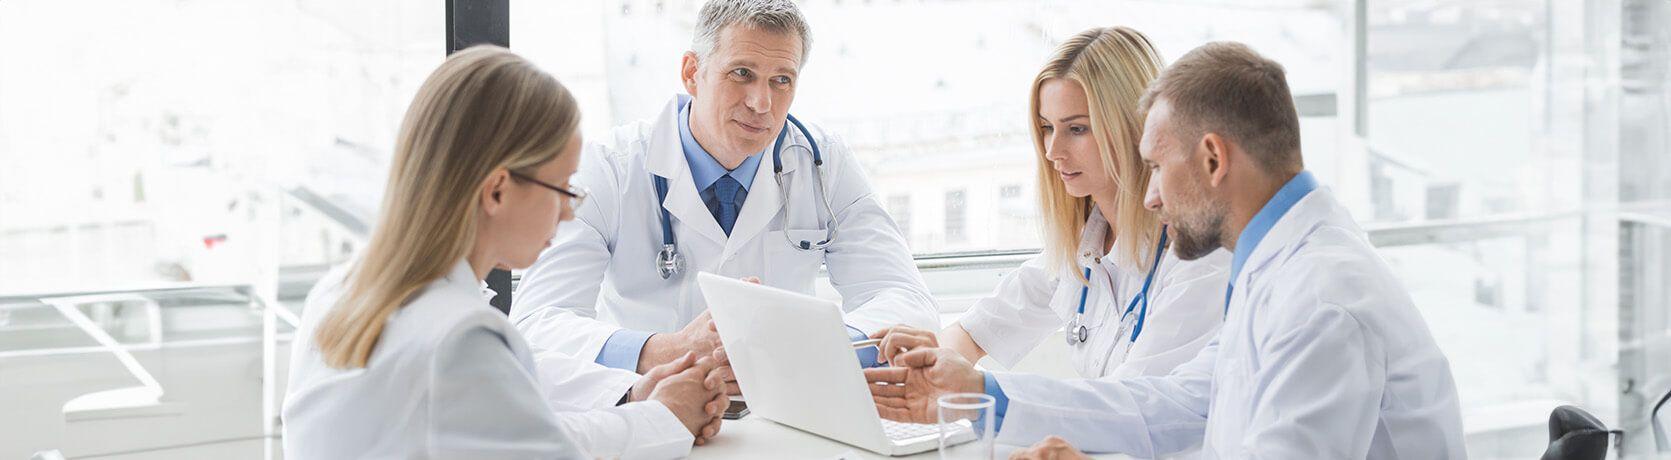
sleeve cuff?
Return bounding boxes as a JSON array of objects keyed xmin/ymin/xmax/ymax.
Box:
[
  {"xmin": 595, "ymin": 328, "xmax": 654, "ymax": 372},
  {"xmin": 848, "ymin": 325, "xmax": 880, "ymax": 368},
  {"xmin": 975, "ymin": 371, "xmax": 1008, "ymax": 436}
]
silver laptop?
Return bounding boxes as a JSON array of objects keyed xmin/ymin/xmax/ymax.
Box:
[{"xmin": 697, "ymin": 272, "xmax": 977, "ymax": 456}]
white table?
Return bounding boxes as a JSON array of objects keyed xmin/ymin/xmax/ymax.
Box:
[{"xmin": 690, "ymin": 416, "xmax": 1134, "ymax": 459}]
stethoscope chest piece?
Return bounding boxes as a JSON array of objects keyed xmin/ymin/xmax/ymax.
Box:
[
  {"xmin": 657, "ymin": 243, "xmax": 685, "ymax": 279},
  {"xmin": 1064, "ymin": 226, "xmax": 1171, "ymax": 348},
  {"xmin": 1066, "ymin": 319, "xmax": 1089, "ymax": 346}
]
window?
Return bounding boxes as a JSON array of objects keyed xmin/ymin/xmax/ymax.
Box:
[
  {"xmin": 0, "ymin": 0, "xmax": 440, "ymax": 457},
  {"xmin": 998, "ymin": 183, "xmax": 1033, "ymax": 245},
  {"xmin": 0, "ymin": 0, "xmax": 439, "ymax": 295},
  {"xmin": 2, "ymin": 2, "xmax": 1666, "ymax": 458},
  {"xmin": 1349, "ymin": 0, "xmax": 1668, "ymax": 455},
  {"xmin": 507, "ymin": 0, "xmax": 1341, "ymax": 256},
  {"xmin": 887, "ymin": 194, "xmax": 913, "ymax": 247},
  {"xmin": 943, "ymin": 189, "xmax": 966, "ymax": 245},
  {"xmin": 999, "ymin": 184, "xmax": 1022, "ymax": 199}
]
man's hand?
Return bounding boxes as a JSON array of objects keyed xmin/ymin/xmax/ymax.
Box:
[
  {"xmin": 869, "ymin": 325, "xmax": 939, "ymax": 364},
  {"xmin": 637, "ymin": 276, "xmax": 758, "ymax": 377},
  {"xmin": 646, "ymin": 352, "xmax": 728, "ymax": 439},
  {"xmin": 638, "ymin": 310, "xmax": 723, "ymax": 374},
  {"xmin": 1009, "ymin": 436, "xmax": 1090, "ymax": 460},
  {"xmin": 862, "ymin": 347, "xmax": 984, "ymax": 424},
  {"xmin": 709, "ymin": 347, "xmax": 740, "ymax": 395},
  {"xmin": 693, "ymin": 360, "xmax": 730, "ymax": 445}
]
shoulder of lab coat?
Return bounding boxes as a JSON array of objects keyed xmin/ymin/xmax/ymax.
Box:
[
  {"xmin": 1106, "ymin": 248, "xmax": 1230, "ymax": 380},
  {"xmin": 428, "ymin": 314, "xmax": 589, "ymax": 459},
  {"xmin": 798, "ymin": 122, "xmax": 941, "ymax": 334},
  {"xmin": 956, "ymin": 253, "xmax": 1067, "ymax": 367},
  {"xmin": 290, "ymin": 260, "xmax": 588, "ymax": 458},
  {"xmin": 990, "ymin": 338, "xmax": 1217, "ymax": 457},
  {"xmin": 428, "ymin": 270, "xmax": 688, "ymax": 460},
  {"xmin": 1232, "ymin": 190, "xmax": 1463, "ymax": 459},
  {"xmin": 510, "ymin": 120, "xmax": 655, "ymax": 362}
]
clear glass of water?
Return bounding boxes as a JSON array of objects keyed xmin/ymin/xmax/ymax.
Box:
[{"xmin": 937, "ymin": 392, "xmax": 995, "ymax": 460}]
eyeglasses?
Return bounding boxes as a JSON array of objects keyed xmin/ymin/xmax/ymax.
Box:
[{"xmin": 509, "ymin": 171, "xmax": 589, "ymax": 209}]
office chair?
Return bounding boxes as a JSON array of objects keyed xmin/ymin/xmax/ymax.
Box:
[
  {"xmin": 1541, "ymin": 405, "xmax": 1618, "ymax": 460},
  {"xmin": 486, "ymin": 268, "xmax": 512, "ymax": 315},
  {"xmin": 1654, "ymin": 387, "xmax": 1670, "ymax": 453}
]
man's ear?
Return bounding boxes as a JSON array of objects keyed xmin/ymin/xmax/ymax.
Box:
[
  {"xmin": 480, "ymin": 169, "xmax": 509, "ymax": 216},
  {"xmin": 681, "ymin": 52, "xmax": 701, "ymax": 96},
  {"xmin": 1200, "ymin": 133, "xmax": 1231, "ymax": 188}
]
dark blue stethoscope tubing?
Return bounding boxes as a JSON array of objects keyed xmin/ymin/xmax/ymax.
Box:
[
  {"xmin": 1076, "ymin": 226, "xmax": 1170, "ymax": 343},
  {"xmin": 654, "ymin": 173, "xmax": 676, "ymax": 249},
  {"xmin": 654, "ymin": 114, "xmax": 819, "ymax": 251}
]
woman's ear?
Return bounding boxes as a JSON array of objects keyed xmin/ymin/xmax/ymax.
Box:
[{"xmin": 480, "ymin": 169, "xmax": 510, "ymax": 216}]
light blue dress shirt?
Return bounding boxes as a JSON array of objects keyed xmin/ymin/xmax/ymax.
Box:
[{"xmin": 1224, "ymin": 171, "xmax": 1319, "ymax": 315}]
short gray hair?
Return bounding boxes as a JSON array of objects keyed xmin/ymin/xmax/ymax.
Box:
[{"xmin": 691, "ymin": 0, "xmax": 812, "ymax": 67}]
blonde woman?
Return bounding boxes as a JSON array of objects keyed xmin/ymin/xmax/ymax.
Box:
[
  {"xmin": 870, "ymin": 26, "xmax": 1229, "ymax": 416},
  {"xmin": 282, "ymin": 46, "xmax": 727, "ymax": 459}
]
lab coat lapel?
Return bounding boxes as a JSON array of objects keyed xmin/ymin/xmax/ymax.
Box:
[
  {"xmin": 721, "ymin": 133, "xmax": 789, "ymax": 259},
  {"xmin": 645, "ymin": 95, "xmax": 728, "ymax": 247}
]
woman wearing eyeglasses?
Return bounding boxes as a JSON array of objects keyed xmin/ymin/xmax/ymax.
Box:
[{"xmin": 282, "ymin": 46, "xmax": 727, "ymax": 459}]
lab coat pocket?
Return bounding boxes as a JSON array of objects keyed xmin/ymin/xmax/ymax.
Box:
[{"xmin": 764, "ymin": 229, "xmax": 828, "ymax": 293}]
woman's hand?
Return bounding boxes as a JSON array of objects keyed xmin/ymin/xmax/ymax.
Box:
[{"xmin": 868, "ymin": 325, "xmax": 940, "ymax": 364}]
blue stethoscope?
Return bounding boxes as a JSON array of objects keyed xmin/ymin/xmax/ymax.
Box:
[
  {"xmin": 1065, "ymin": 226, "xmax": 1169, "ymax": 346},
  {"xmin": 653, "ymin": 113, "xmax": 836, "ymax": 279}
]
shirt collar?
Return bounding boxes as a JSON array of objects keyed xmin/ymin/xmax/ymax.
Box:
[
  {"xmin": 1074, "ymin": 205, "xmax": 1151, "ymax": 270},
  {"xmin": 679, "ymin": 101, "xmax": 763, "ymax": 192},
  {"xmin": 437, "ymin": 258, "xmax": 495, "ymax": 301},
  {"xmin": 1229, "ymin": 170, "xmax": 1319, "ymax": 284},
  {"xmin": 1075, "ymin": 205, "xmax": 1113, "ymax": 266}
]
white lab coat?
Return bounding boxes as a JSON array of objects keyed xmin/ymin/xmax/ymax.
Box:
[
  {"xmin": 958, "ymin": 208, "xmax": 1229, "ymax": 379},
  {"xmin": 283, "ymin": 259, "xmax": 694, "ymax": 460},
  {"xmin": 510, "ymin": 94, "xmax": 939, "ymax": 366},
  {"xmin": 987, "ymin": 188, "xmax": 1466, "ymax": 459}
]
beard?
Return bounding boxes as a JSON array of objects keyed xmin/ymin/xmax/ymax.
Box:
[{"xmin": 1165, "ymin": 197, "xmax": 1227, "ymax": 261}]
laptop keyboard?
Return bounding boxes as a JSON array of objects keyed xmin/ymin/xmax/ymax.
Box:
[{"xmin": 881, "ymin": 419, "xmax": 967, "ymax": 441}]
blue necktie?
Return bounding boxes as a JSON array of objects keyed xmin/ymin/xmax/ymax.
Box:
[{"xmin": 710, "ymin": 175, "xmax": 742, "ymax": 235}]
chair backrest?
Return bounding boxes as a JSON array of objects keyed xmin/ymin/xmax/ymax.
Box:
[
  {"xmin": 1654, "ymin": 387, "xmax": 1671, "ymax": 452},
  {"xmin": 486, "ymin": 268, "xmax": 512, "ymax": 315},
  {"xmin": 1541, "ymin": 405, "xmax": 1610, "ymax": 460}
]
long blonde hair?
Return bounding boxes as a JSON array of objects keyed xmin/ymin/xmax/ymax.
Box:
[
  {"xmin": 1031, "ymin": 26, "xmax": 1166, "ymax": 275},
  {"xmin": 315, "ymin": 45, "xmax": 581, "ymax": 369}
]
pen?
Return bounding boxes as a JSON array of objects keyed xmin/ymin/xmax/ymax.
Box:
[{"xmin": 851, "ymin": 338, "xmax": 881, "ymax": 349}]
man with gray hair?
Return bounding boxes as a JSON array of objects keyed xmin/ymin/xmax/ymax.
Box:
[
  {"xmin": 513, "ymin": 0, "xmax": 938, "ymax": 428},
  {"xmin": 867, "ymin": 42, "xmax": 1465, "ymax": 460}
]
